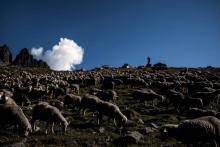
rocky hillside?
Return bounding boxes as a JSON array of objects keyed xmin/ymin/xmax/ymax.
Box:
[
  {"xmin": 13, "ymin": 48, "xmax": 49, "ymax": 68},
  {"xmin": 0, "ymin": 45, "xmax": 49, "ymax": 68}
]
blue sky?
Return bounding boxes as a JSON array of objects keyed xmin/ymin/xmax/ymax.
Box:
[{"xmin": 1, "ymin": 0, "xmax": 220, "ymax": 69}]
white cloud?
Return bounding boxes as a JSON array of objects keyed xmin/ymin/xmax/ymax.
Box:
[
  {"xmin": 31, "ymin": 47, "xmax": 43, "ymax": 60},
  {"xmin": 31, "ymin": 38, "xmax": 84, "ymax": 71}
]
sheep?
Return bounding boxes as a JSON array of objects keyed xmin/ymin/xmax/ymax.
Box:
[
  {"xmin": 187, "ymin": 108, "xmax": 216, "ymax": 119},
  {"xmin": 165, "ymin": 91, "xmax": 185, "ymax": 111},
  {"xmin": 192, "ymin": 91, "xmax": 219, "ymax": 105},
  {"xmin": 96, "ymin": 101, "xmax": 127, "ymax": 127},
  {"xmin": 63, "ymin": 94, "xmax": 81, "ymax": 109},
  {"xmin": 124, "ymin": 77, "xmax": 148, "ymax": 88},
  {"xmin": 183, "ymin": 96, "xmax": 203, "ymax": 109},
  {"xmin": 0, "ymin": 104, "xmax": 32, "ymax": 136},
  {"xmin": 132, "ymin": 89, "xmax": 165, "ymax": 106},
  {"xmin": 79, "ymin": 94, "xmax": 102, "ymax": 116},
  {"xmin": 160, "ymin": 116, "xmax": 220, "ymax": 146},
  {"xmin": 96, "ymin": 90, "xmax": 118, "ymax": 103},
  {"xmin": 79, "ymin": 94, "xmax": 127, "ymax": 126},
  {"xmin": 31, "ymin": 102, "xmax": 68, "ymax": 134},
  {"xmin": 48, "ymin": 85, "xmax": 66, "ymax": 98}
]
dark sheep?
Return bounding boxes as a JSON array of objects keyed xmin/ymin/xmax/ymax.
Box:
[
  {"xmin": 63, "ymin": 94, "xmax": 81, "ymax": 109},
  {"xmin": 160, "ymin": 116, "xmax": 220, "ymax": 146},
  {"xmin": 96, "ymin": 90, "xmax": 118, "ymax": 103},
  {"xmin": 187, "ymin": 108, "xmax": 216, "ymax": 119},
  {"xmin": 0, "ymin": 104, "xmax": 32, "ymax": 136}
]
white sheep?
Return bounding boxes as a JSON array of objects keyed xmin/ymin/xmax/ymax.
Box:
[
  {"xmin": 32, "ymin": 102, "xmax": 68, "ymax": 134},
  {"xmin": 96, "ymin": 101, "xmax": 127, "ymax": 126}
]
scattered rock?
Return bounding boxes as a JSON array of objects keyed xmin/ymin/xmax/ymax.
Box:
[{"xmin": 113, "ymin": 131, "xmax": 143, "ymax": 145}]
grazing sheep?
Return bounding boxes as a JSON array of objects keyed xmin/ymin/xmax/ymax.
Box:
[
  {"xmin": 48, "ymin": 86, "xmax": 66, "ymax": 98},
  {"xmin": 0, "ymin": 104, "xmax": 32, "ymax": 136},
  {"xmin": 166, "ymin": 92, "xmax": 185, "ymax": 111},
  {"xmin": 96, "ymin": 90, "xmax": 118, "ymax": 103},
  {"xmin": 133, "ymin": 89, "xmax": 165, "ymax": 105},
  {"xmin": 183, "ymin": 96, "xmax": 203, "ymax": 109},
  {"xmin": 80, "ymin": 94, "xmax": 102, "ymax": 116},
  {"xmin": 187, "ymin": 108, "xmax": 216, "ymax": 119},
  {"xmin": 192, "ymin": 91, "xmax": 219, "ymax": 105},
  {"xmin": 32, "ymin": 102, "xmax": 68, "ymax": 134},
  {"xmin": 96, "ymin": 101, "xmax": 127, "ymax": 126},
  {"xmin": 63, "ymin": 94, "xmax": 81, "ymax": 109},
  {"xmin": 160, "ymin": 116, "xmax": 220, "ymax": 146}
]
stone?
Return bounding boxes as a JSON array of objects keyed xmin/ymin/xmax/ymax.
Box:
[{"xmin": 0, "ymin": 44, "xmax": 12, "ymax": 64}]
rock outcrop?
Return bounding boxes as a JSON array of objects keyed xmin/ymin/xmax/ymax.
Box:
[
  {"xmin": 0, "ymin": 44, "xmax": 12, "ymax": 65},
  {"xmin": 13, "ymin": 48, "xmax": 49, "ymax": 68}
]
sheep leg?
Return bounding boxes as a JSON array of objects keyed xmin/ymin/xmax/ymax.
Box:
[
  {"xmin": 97, "ymin": 114, "xmax": 102, "ymax": 125},
  {"xmin": 45, "ymin": 122, "xmax": 50, "ymax": 134},
  {"xmin": 51, "ymin": 122, "xmax": 55, "ymax": 134},
  {"xmin": 31, "ymin": 119, "xmax": 36, "ymax": 131},
  {"xmin": 211, "ymin": 140, "xmax": 218, "ymax": 147},
  {"xmin": 24, "ymin": 129, "xmax": 29, "ymax": 136},
  {"xmin": 83, "ymin": 109, "xmax": 86, "ymax": 116},
  {"xmin": 113, "ymin": 118, "xmax": 117, "ymax": 126}
]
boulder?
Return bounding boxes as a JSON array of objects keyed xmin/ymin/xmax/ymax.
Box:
[
  {"xmin": 113, "ymin": 131, "xmax": 143, "ymax": 145},
  {"xmin": 0, "ymin": 44, "xmax": 12, "ymax": 65}
]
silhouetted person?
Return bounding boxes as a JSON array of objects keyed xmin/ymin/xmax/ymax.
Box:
[{"xmin": 146, "ymin": 57, "xmax": 152, "ymax": 67}]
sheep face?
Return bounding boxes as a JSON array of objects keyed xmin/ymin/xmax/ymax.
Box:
[{"xmin": 0, "ymin": 94, "xmax": 9, "ymax": 104}]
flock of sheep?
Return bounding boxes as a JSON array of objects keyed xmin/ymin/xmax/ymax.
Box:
[{"xmin": 0, "ymin": 67, "xmax": 220, "ymax": 146}]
